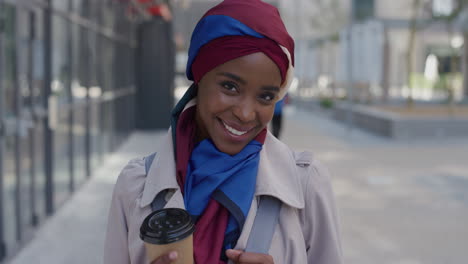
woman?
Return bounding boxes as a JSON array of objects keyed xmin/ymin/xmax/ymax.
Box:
[{"xmin": 104, "ymin": 1, "xmax": 342, "ymax": 263}]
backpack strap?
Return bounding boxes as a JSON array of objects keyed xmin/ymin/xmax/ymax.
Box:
[{"xmin": 245, "ymin": 196, "xmax": 282, "ymax": 254}]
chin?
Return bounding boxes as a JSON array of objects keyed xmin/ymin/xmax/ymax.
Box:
[{"xmin": 214, "ymin": 142, "xmax": 245, "ymax": 156}]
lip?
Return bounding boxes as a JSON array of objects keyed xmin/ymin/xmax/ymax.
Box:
[
  {"xmin": 222, "ymin": 119, "xmax": 256, "ymax": 132},
  {"xmin": 216, "ymin": 118, "xmax": 256, "ymax": 142}
]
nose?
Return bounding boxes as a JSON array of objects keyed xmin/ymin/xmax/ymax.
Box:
[{"xmin": 233, "ymin": 99, "xmax": 256, "ymax": 123}]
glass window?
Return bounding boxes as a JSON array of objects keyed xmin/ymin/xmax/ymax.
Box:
[
  {"xmin": 0, "ymin": 3, "xmax": 19, "ymax": 254},
  {"xmin": 72, "ymin": 0, "xmax": 84, "ymax": 15},
  {"xmin": 100, "ymin": 36, "xmax": 115, "ymax": 153},
  {"xmin": 16, "ymin": 6, "xmax": 36, "ymax": 238},
  {"xmin": 53, "ymin": 0, "xmax": 70, "ymax": 12},
  {"xmin": 21, "ymin": 8, "xmax": 47, "ymax": 227},
  {"xmin": 71, "ymin": 23, "xmax": 88, "ymax": 187},
  {"xmin": 51, "ymin": 14, "xmax": 72, "ymax": 207},
  {"xmin": 0, "ymin": 1, "xmax": 137, "ymax": 259},
  {"xmin": 88, "ymin": 31, "xmax": 101, "ymax": 170},
  {"xmin": 102, "ymin": 1, "xmax": 116, "ymax": 32},
  {"xmin": 432, "ymin": 0, "xmax": 456, "ymax": 17},
  {"xmin": 31, "ymin": 9, "xmax": 46, "ymax": 223}
]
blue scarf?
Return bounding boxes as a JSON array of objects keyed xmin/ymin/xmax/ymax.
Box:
[{"xmin": 184, "ymin": 138, "xmax": 262, "ymax": 249}]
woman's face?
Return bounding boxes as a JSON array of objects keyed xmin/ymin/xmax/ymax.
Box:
[{"xmin": 196, "ymin": 52, "xmax": 283, "ymax": 155}]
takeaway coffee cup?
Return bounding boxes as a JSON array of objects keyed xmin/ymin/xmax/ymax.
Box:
[{"xmin": 140, "ymin": 208, "xmax": 195, "ymax": 264}]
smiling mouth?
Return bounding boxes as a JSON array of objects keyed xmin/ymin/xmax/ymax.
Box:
[{"xmin": 221, "ymin": 120, "xmax": 250, "ymax": 136}]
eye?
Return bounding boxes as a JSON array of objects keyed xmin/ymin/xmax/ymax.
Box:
[
  {"xmin": 220, "ymin": 81, "xmax": 238, "ymax": 93},
  {"xmin": 259, "ymin": 92, "xmax": 276, "ymax": 103}
]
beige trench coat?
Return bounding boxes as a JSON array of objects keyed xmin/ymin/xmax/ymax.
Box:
[{"xmin": 103, "ymin": 130, "xmax": 343, "ymax": 264}]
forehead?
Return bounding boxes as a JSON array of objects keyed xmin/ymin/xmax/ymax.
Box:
[{"xmin": 212, "ymin": 53, "xmax": 282, "ymax": 84}]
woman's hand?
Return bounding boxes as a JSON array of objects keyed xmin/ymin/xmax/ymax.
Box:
[
  {"xmin": 226, "ymin": 249, "xmax": 274, "ymax": 264},
  {"xmin": 150, "ymin": 251, "xmax": 178, "ymax": 264}
]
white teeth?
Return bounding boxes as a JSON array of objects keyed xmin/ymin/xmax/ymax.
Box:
[{"xmin": 222, "ymin": 122, "xmax": 248, "ymax": 136}]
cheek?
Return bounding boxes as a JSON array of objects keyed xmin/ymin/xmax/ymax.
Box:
[
  {"xmin": 199, "ymin": 88, "xmax": 235, "ymax": 112},
  {"xmin": 197, "ymin": 101, "xmax": 214, "ymax": 126},
  {"xmin": 197, "ymin": 89, "xmax": 226, "ymax": 121},
  {"xmin": 259, "ymin": 107, "xmax": 275, "ymax": 126},
  {"xmin": 197, "ymin": 86, "xmax": 214, "ymax": 112}
]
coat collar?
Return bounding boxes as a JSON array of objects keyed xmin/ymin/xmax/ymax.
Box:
[
  {"xmin": 139, "ymin": 130, "xmax": 304, "ymax": 209},
  {"xmin": 256, "ymin": 132, "xmax": 304, "ymax": 209},
  {"xmin": 140, "ymin": 130, "xmax": 180, "ymax": 208}
]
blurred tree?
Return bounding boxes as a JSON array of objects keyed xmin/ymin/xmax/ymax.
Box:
[
  {"xmin": 306, "ymin": 0, "xmax": 347, "ymax": 101},
  {"xmin": 352, "ymin": 0, "xmax": 375, "ymax": 22},
  {"xmin": 405, "ymin": 0, "xmax": 467, "ymax": 106},
  {"xmin": 431, "ymin": 0, "xmax": 467, "ymax": 104},
  {"xmin": 464, "ymin": 31, "xmax": 468, "ymax": 100},
  {"xmin": 308, "ymin": 0, "xmax": 347, "ymax": 37},
  {"xmin": 406, "ymin": 0, "xmax": 424, "ymax": 108},
  {"xmin": 453, "ymin": 2, "xmax": 468, "ymax": 100}
]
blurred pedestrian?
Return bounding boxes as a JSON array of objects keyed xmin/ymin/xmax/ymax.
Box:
[
  {"xmin": 104, "ymin": 1, "xmax": 342, "ymax": 264},
  {"xmin": 271, "ymin": 94, "xmax": 289, "ymax": 138}
]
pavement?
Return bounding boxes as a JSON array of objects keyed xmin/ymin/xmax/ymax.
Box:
[
  {"xmin": 7, "ymin": 131, "xmax": 166, "ymax": 264},
  {"xmin": 7, "ymin": 105, "xmax": 468, "ymax": 264}
]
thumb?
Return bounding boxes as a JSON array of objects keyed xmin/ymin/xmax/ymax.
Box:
[{"xmin": 225, "ymin": 249, "xmax": 243, "ymax": 261}]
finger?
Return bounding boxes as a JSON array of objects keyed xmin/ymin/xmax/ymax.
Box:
[
  {"xmin": 226, "ymin": 250, "xmax": 274, "ymax": 264},
  {"xmin": 238, "ymin": 252, "xmax": 273, "ymax": 264},
  {"xmin": 225, "ymin": 249, "xmax": 243, "ymax": 262},
  {"xmin": 151, "ymin": 251, "xmax": 178, "ymax": 264}
]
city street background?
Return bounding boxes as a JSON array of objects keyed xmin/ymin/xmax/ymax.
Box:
[
  {"xmin": 8, "ymin": 105, "xmax": 468, "ymax": 264},
  {"xmin": 1, "ymin": 0, "xmax": 468, "ymax": 263}
]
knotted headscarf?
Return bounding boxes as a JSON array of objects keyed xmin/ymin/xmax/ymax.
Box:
[{"xmin": 186, "ymin": 0, "xmax": 294, "ymax": 94}]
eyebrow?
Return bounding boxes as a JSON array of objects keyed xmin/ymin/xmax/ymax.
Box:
[
  {"xmin": 217, "ymin": 72, "xmax": 280, "ymax": 92},
  {"xmin": 261, "ymin": 86, "xmax": 280, "ymax": 92},
  {"xmin": 217, "ymin": 72, "xmax": 246, "ymax": 85}
]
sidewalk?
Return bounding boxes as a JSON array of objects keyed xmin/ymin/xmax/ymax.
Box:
[
  {"xmin": 283, "ymin": 106, "xmax": 468, "ymax": 264},
  {"xmin": 8, "ymin": 131, "xmax": 166, "ymax": 264},
  {"xmin": 8, "ymin": 106, "xmax": 468, "ymax": 264}
]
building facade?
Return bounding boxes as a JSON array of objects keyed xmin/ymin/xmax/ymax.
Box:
[
  {"xmin": 0, "ymin": 0, "xmax": 138, "ymax": 261},
  {"xmin": 284, "ymin": 0, "xmax": 466, "ymax": 103}
]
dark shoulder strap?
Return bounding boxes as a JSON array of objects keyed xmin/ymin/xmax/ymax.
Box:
[
  {"xmin": 245, "ymin": 196, "xmax": 282, "ymax": 254},
  {"xmin": 144, "ymin": 153, "xmax": 169, "ymax": 211},
  {"xmin": 151, "ymin": 190, "xmax": 169, "ymax": 212}
]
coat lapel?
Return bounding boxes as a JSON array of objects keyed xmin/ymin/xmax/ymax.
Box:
[
  {"xmin": 255, "ymin": 131, "xmax": 305, "ymax": 209},
  {"xmin": 139, "ymin": 130, "xmax": 181, "ymax": 209}
]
